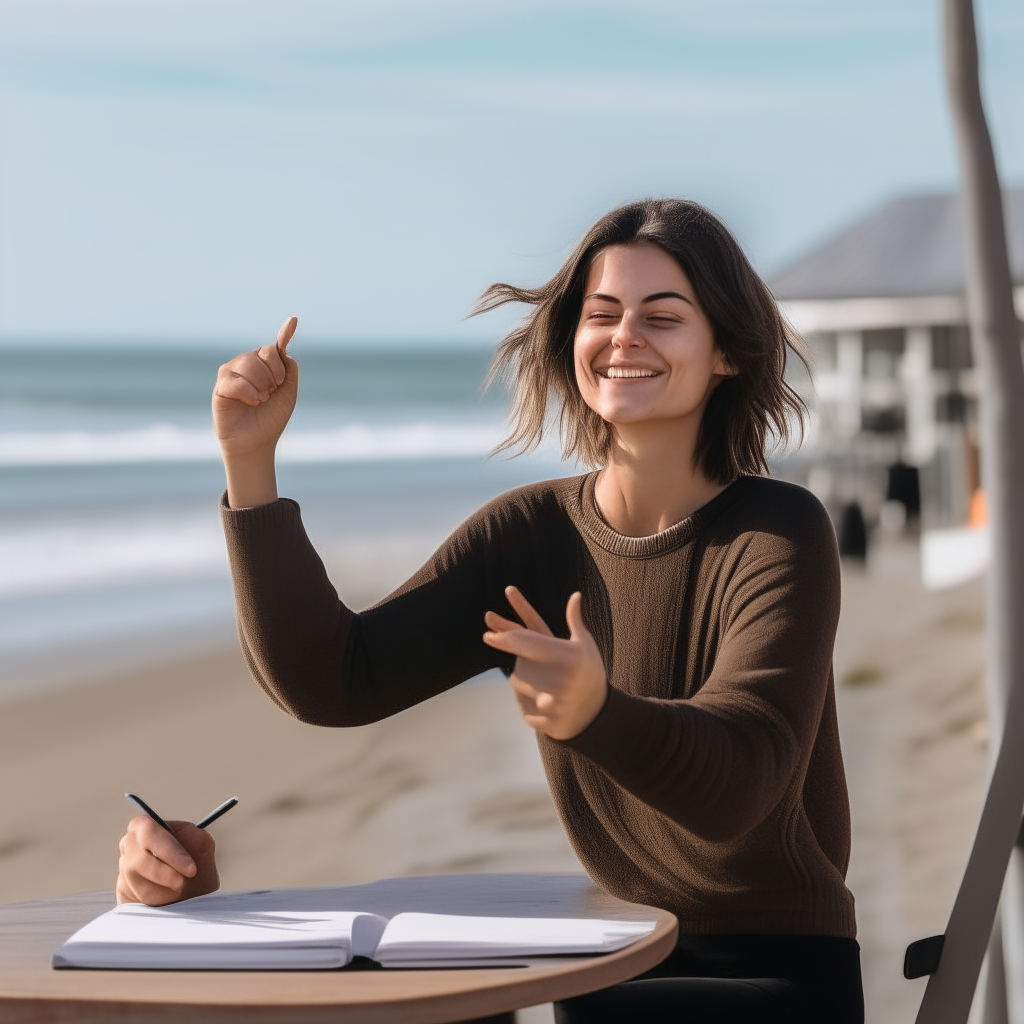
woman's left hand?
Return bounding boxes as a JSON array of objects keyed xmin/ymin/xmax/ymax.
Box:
[{"xmin": 483, "ymin": 587, "xmax": 607, "ymax": 741}]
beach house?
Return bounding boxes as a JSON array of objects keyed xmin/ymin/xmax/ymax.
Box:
[{"xmin": 769, "ymin": 189, "xmax": 1024, "ymax": 528}]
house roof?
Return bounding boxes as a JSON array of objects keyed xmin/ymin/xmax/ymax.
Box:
[{"xmin": 769, "ymin": 189, "xmax": 1024, "ymax": 302}]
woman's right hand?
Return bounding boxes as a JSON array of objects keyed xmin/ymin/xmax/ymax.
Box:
[
  {"xmin": 213, "ymin": 316, "xmax": 298, "ymax": 508},
  {"xmin": 116, "ymin": 816, "xmax": 220, "ymax": 906}
]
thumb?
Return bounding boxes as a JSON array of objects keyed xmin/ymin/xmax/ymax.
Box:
[
  {"xmin": 277, "ymin": 315, "xmax": 298, "ymax": 355},
  {"xmin": 565, "ymin": 591, "xmax": 590, "ymax": 641}
]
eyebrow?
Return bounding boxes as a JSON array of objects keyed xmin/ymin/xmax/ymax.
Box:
[{"xmin": 584, "ymin": 290, "xmax": 695, "ymax": 307}]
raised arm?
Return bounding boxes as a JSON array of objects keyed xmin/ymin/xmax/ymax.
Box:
[
  {"xmin": 222, "ymin": 496, "xmax": 511, "ymax": 726},
  {"xmin": 213, "ymin": 316, "xmax": 298, "ymax": 510},
  {"xmin": 214, "ymin": 321, "xmax": 518, "ymax": 727}
]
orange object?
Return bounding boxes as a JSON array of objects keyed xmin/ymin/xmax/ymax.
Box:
[{"xmin": 969, "ymin": 488, "xmax": 987, "ymax": 529}]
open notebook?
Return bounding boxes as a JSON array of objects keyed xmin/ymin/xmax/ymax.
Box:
[{"xmin": 53, "ymin": 888, "xmax": 657, "ymax": 970}]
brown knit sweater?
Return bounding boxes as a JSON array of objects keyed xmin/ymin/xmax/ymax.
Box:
[{"xmin": 222, "ymin": 472, "xmax": 856, "ymax": 938}]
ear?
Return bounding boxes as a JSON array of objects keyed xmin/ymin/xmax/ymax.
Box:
[{"xmin": 713, "ymin": 347, "xmax": 739, "ymax": 377}]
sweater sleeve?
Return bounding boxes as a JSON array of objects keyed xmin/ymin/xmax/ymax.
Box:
[
  {"xmin": 221, "ymin": 495, "xmax": 510, "ymax": 726},
  {"xmin": 562, "ymin": 497, "xmax": 841, "ymax": 843}
]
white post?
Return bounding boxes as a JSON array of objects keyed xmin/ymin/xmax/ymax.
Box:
[
  {"xmin": 902, "ymin": 325, "xmax": 936, "ymax": 466},
  {"xmin": 914, "ymin": 2, "xmax": 1024, "ymax": 1022},
  {"xmin": 836, "ymin": 330, "xmax": 863, "ymax": 437}
]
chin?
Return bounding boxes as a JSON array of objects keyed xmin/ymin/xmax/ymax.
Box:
[
  {"xmin": 598, "ymin": 402, "xmax": 704, "ymax": 432},
  {"xmin": 598, "ymin": 408, "xmax": 659, "ymax": 427}
]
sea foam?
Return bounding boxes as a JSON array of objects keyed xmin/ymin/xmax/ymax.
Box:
[
  {"xmin": 0, "ymin": 421, "xmax": 507, "ymax": 467},
  {"xmin": 0, "ymin": 512, "xmax": 228, "ymax": 598}
]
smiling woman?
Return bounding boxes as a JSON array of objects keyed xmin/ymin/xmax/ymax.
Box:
[
  {"xmin": 116, "ymin": 198, "xmax": 861, "ymax": 1024},
  {"xmin": 477, "ymin": 199, "xmax": 808, "ymax": 491}
]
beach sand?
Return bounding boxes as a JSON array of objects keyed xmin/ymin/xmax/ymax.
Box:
[
  {"xmin": 836, "ymin": 543, "xmax": 987, "ymax": 1023},
  {"xmin": 0, "ymin": 537, "xmax": 988, "ymax": 1023}
]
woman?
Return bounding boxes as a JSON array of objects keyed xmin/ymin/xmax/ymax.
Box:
[{"xmin": 116, "ymin": 199, "xmax": 862, "ymax": 1023}]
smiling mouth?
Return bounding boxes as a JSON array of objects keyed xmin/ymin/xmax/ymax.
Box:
[{"xmin": 596, "ymin": 367, "xmax": 661, "ymax": 379}]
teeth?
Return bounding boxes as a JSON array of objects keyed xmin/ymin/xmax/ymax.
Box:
[{"xmin": 603, "ymin": 367, "xmax": 658, "ymax": 378}]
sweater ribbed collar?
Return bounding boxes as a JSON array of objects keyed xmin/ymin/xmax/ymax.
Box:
[{"xmin": 568, "ymin": 471, "xmax": 745, "ymax": 559}]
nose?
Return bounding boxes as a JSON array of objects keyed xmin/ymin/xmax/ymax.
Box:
[{"xmin": 611, "ymin": 311, "xmax": 645, "ymax": 349}]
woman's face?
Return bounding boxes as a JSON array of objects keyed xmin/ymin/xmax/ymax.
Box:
[{"xmin": 574, "ymin": 242, "xmax": 732, "ymax": 431}]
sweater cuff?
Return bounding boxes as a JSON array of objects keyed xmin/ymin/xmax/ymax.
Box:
[
  {"xmin": 219, "ymin": 491, "xmax": 301, "ymax": 529},
  {"xmin": 561, "ymin": 684, "xmax": 671, "ymax": 778}
]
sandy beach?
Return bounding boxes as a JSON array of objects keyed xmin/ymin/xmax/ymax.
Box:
[
  {"xmin": 0, "ymin": 535, "xmax": 988, "ymax": 1023},
  {"xmin": 836, "ymin": 544, "xmax": 987, "ymax": 1023}
]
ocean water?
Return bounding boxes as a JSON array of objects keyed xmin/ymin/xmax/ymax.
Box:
[{"xmin": 0, "ymin": 346, "xmax": 569, "ymax": 696}]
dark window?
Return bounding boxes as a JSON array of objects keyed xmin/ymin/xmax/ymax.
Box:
[
  {"xmin": 931, "ymin": 324, "xmax": 973, "ymax": 370},
  {"xmin": 886, "ymin": 461, "xmax": 921, "ymax": 517},
  {"xmin": 862, "ymin": 406, "xmax": 906, "ymax": 433},
  {"xmin": 935, "ymin": 392, "xmax": 968, "ymax": 423},
  {"xmin": 862, "ymin": 328, "xmax": 905, "ymax": 379}
]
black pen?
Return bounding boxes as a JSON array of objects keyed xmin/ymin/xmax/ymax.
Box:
[{"xmin": 125, "ymin": 793, "xmax": 238, "ymax": 832}]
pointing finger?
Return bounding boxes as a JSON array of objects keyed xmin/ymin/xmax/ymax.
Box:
[
  {"xmin": 505, "ymin": 586, "xmax": 554, "ymax": 637},
  {"xmin": 277, "ymin": 316, "xmax": 298, "ymax": 354}
]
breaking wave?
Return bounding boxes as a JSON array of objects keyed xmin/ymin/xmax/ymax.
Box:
[{"xmin": 0, "ymin": 421, "xmax": 509, "ymax": 467}]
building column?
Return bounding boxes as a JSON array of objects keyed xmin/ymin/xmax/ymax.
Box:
[
  {"xmin": 903, "ymin": 326, "xmax": 936, "ymax": 464},
  {"xmin": 836, "ymin": 330, "xmax": 862, "ymax": 438}
]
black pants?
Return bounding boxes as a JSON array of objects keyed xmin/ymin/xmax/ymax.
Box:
[{"xmin": 553, "ymin": 934, "xmax": 864, "ymax": 1024}]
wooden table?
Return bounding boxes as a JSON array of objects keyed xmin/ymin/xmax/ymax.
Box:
[{"xmin": 0, "ymin": 873, "xmax": 677, "ymax": 1023}]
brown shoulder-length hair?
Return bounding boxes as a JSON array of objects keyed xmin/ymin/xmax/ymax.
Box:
[{"xmin": 473, "ymin": 198, "xmax": 809, "ymax": 485}]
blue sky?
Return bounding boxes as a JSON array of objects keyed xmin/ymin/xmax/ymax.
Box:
[{"xmin": 1, "ymin": 0, "xmax": 1021, "ymax": 346}]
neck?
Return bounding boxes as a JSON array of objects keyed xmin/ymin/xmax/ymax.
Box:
[{"xmin": 594, "ymin": 419, "xmax": 728, "ymax": 537}]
